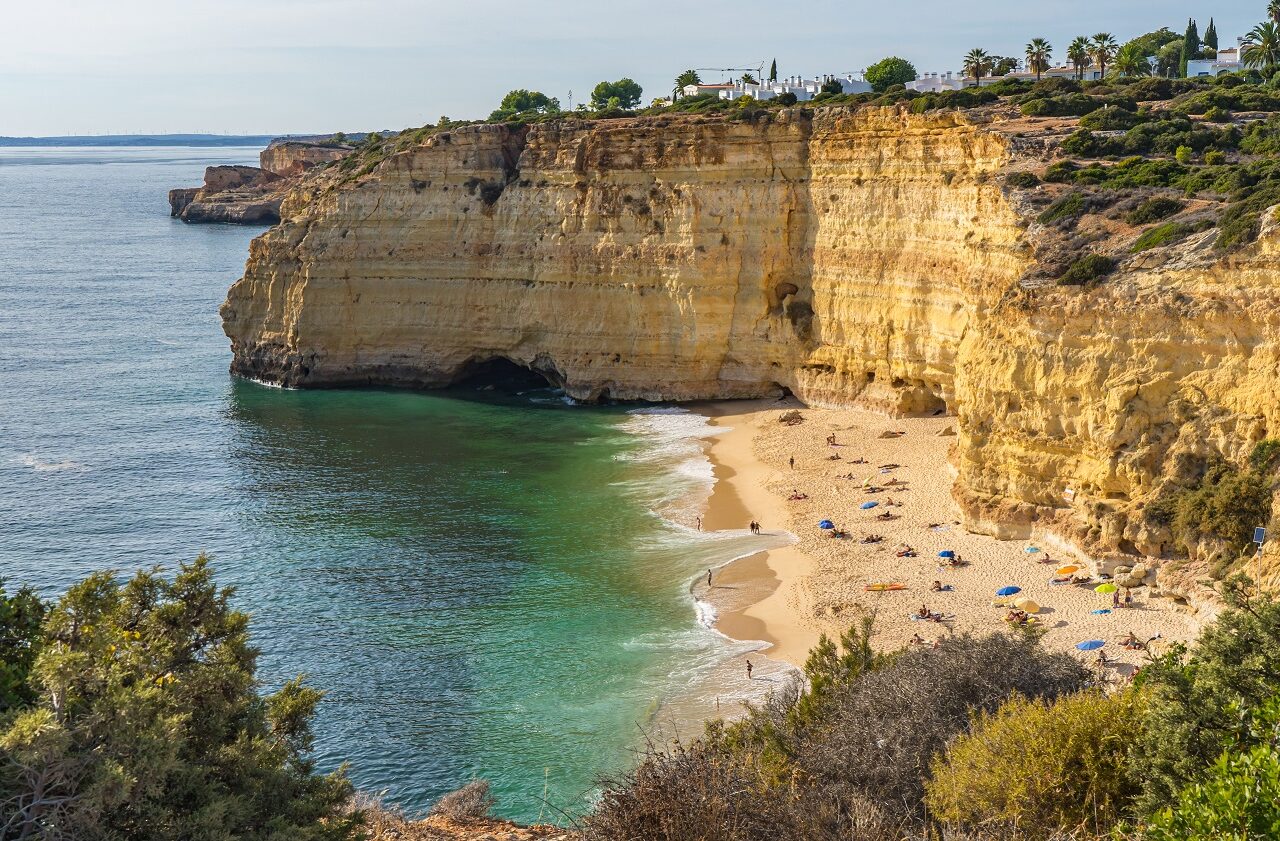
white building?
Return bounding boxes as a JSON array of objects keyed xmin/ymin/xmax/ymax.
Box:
[
  {"xmin": 687, "ymin": 74, "xmax": 871, "ymax": 103},
  {"xmin": 907, "ymin": 72, "xmax": 967, "ymax": 92},
  {"xmin": 1187, "ymin": 42, "xmax": 1244, "ymax": 77}
]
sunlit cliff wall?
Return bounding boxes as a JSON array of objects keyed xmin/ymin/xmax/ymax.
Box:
[{"xmin": 222, "ymin": 107, "xmax": 1280, "ymax": 569}]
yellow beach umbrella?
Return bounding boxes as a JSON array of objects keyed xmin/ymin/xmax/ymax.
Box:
[
  {"xmin": 1095, "ymin": 583, "xmax": 1118, "ymax": 595},
  {"xmin": 1013, "ymin": 597, "xmax": 1041, "ymax": 614},
  {"xmin": 1056, "ymin": 565, "xmax": 1080, "ymax": 575}
]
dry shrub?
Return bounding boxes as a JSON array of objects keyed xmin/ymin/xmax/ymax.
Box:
[
  {"xmin": 430, "ymin": 779, "xmax": 496, "ymax": 821},
  {"xmin": 584, "ymin": 632, "xmax": 1092, "ymax": 840}
]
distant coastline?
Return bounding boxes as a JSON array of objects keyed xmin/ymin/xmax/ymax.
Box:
[{"xmin": 0, "ymin": 133, "xmax": 278, "ymax": 147}]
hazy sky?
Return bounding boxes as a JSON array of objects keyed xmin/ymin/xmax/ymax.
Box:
[{"xmin": 0, "ymin": 1, "xmax": 1265, "ymax": 136}]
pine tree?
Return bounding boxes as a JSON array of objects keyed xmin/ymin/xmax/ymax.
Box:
[
  {"xmin": 1180, "ymin": 18, "xmax": 1199, "ymax": 77},
  {"xmin": 1204, "ymin": 18, "xmax": 1218, "ymax": 51},
  {"xmin": 769, "ymin": 58, "xmax": 777, "ymax": 81}
]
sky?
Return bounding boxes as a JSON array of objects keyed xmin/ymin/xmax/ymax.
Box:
[{"xmin": 0, "ymin": 1, "xmax": 1267, "ymax": 137}]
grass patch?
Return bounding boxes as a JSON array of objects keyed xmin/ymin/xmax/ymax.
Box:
[
  {"xmin": 1037, "ymin": 191, "xmax": 1086, "ymax": 224},
  {"xmin": 1126, "ymin": 196, "xmax": 1185, "ymax": 225},
  {"xmin": 1058, "ymin": 253, "xmax": 1116, "ymax": 285}
]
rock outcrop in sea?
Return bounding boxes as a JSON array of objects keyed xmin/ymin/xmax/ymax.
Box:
[
  {"xmin": 170, "ymin": 140, "xmax": 351, "ymax": 224},
  {"xmin": 220, "ymin": 106, "xmax": 1280, "ymax": 586}
]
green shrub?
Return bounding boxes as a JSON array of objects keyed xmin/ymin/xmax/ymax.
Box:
[
  {"xmin": 1238, "ymin": 114, "xmax": 1280, "ymax": 155},
  {"xmin": 1026, "ymin": 77, "xmax": 1081, "ymax": 97},
  {"xmin": 1203, "ymin": 105, "xmax": 1232, "ymax": 122},
  {"xmin": 1217, "ymin": 183, "xmax": 1280, "ymax": 249},
  {"xmin": 1127, "ymin": 196, "xmax": 1185, "ymax": 224},
  {"xmin": 1170, "ymin": 462, "xmax": 1273, "ymax": 555},
  {"xmin": 0, "ymin": 557, "xmax": 357, "ymax": 840},
  {"xmin": 1060, "ymin": 128, "xmax": 1103, "ymax": 156},
  {"xmin": 1204, "ymin": 149, "xmax": 1227, "ymax": 165},
  {"xmin": 1144, "ymin": 698, "xmax": 1280, "ymax": 841},
  {"xmin": 1133, "ymin": 584, "xmax": 1280, "ymax": 813},
  {"xmin": 1132, "ymin": 221, "xmax": 1198, "ymax": 252},
  {"xmin": 1044, "ymin": 160, "xmax": 1080, "ymax": 183},
  {"xmin": 1175, "ymin": 145, "xmax": 1194, "ymax": 164},
  {"xmin": 1058, "ymin": 253, "xmax": 1116, "ymax": 285},
  {"xmin": 1037, "ymin": 191, "xmax": 1087, "ymax": 224},
  {"xmin": 925, "ymin": 690, "xmax": 1144, "ymax": 837},
  {"xmin": 1020, "ymin": 93, "xmax": 1103, "ymax": 117},
  {"xmin": 1005, "ymin": 171, "xmax": 1040, "ymax": 189},
  {"xmin": 1250, "ymin": 438, "xmax": 1280, "ymax": 473},
  {"xmin": 1079, "ymin": 106, "xmax": 1145, "ymax": 131}
]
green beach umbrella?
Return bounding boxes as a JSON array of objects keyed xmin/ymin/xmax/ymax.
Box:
[{"xmin": 1095, "ymin": 583, "xmax": 1118, "ymax": 595}]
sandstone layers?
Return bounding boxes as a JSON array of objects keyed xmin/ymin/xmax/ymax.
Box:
[
  {"xmin": 170, "ymin": 141, "xmax": 350, "ymax": 224},
  {"xmin": 221, "ymin": 107, "xmax": 1280, "ymax": 570}
]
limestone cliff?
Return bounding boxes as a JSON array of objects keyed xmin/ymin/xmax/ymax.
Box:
[
  {"xmin": 221, "ymin": 106, "xmax": 1280, "ymax": 579},
  {"xmin": 170, "ymin": 164, "xmax": 287, "ymax": 224},
  {"xmin": 171, "ymin": 141, "xmax": 352, "ymax": 224}
]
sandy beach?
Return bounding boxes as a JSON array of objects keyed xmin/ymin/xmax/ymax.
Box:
[{"xmin": 694, "ymin": 399, "xmax": 1203, "ymax": 684}]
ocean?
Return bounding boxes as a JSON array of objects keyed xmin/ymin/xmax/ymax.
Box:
[{"xmin": 0, "ymin": 147, "xmax": 783, "ymax": 822}]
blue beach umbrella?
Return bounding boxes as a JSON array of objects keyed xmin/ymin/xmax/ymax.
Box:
[
  {"xmin": 1076, "ymin": 639, "xmax": 1105, "ymax": 651},
  {"xmin": 996, "ymin": 586, "xmax": 1022, "ymax": 597},
  {"xmin": 818, "ymin": 520, "xmax": 835, "ymax": 530},
  {"xmin": 1024, "ymin": 546, "xmax": 1041, "ymax": 553},
  {"xmin": 860, "ymin": 501, "xmax": 879, "ymax": 510},
  {"xmin": 938, "ymin": 550, "xmax": 956, "ymax": 559}
]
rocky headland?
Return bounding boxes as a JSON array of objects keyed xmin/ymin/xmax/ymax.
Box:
[
  {"xmin": 219, "ymin": 101, "xmax": 1280, "ymax": 602},
  {"xmin": 170, "ymin": 139, "xmax": 352, "ymax": 224}
]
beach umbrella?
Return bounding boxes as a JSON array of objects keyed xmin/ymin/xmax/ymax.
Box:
[
  {"xmin": 938, "ymin": 550, "xmax": 956, "ymax": 559},
  {"xmin": 1024, "ymin": 546, "xmax": 1041, "ymax": 554},
  {"xmin": 1076, "ymin": 639, "xmax": 1105, "ymax": 651},
  {"xmin": 1095, "ymin": 583, "xmax": 1118, "ymax": 595},
  {"xmin": 996, "ymin": 586, "xmax": 1022, "ymax": 597},
  {"xmin": 818, "ymin": 520, "xmax": 835, "ymax": 530},
  {"xmin": 1013, "ymin": 597, "xmax": 1040, "ymax": 613},
  {"xmin": 1056, "ymin": 565, "xmax": 1080, "ymax": 575},
  {"xmin": 860, "ymin": 501, "xmax": 879, "ymax": 510}
]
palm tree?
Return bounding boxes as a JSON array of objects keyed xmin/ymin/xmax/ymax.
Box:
[
  {"xmin": 963, "ymin": 48, "xmax": 992, "ymax": 86},
  {"xmin": 1067, "ymin": 36, "xmax": 1093, "ymax": 80},
  {"xmin": 1025, "ymin": 38, "xmax": 1053, "ymax": 80},
  {"xmin": 673, "ymin": 69, "xmax": 701, "ymax": 101},
  {"xmin": 1270, "ymin": 0, "xmax": 1280, "ymax": 25},
  {"xmin": 1243, "ymin": 21, "xmax": 1280, "ymax": 69},
  {"xmin": 1111, "ymin": 43, "xmax": 1154, "ymax": 78},
  {"xmin": 1090, "ymin": 33, "xmax": 1118, "ymax": 78},
  {"xmin": 741, "ymin": 73, "xmax": 758, "ymax": 85}
]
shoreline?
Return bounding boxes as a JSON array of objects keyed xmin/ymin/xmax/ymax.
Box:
[
  {"xmin": 697, "ymin": 399, "xmax": 822, "ymax": 668},
  {"xmin": 689, "ymin": 399, "xmax": 1204, "ymax": 683}
]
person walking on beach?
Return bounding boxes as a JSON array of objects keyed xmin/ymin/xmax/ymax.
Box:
[
  {"xmin": 696, "ymin": 515, "xmax": 702, "ymax": 531},
  {"xmin": 745, "ymin": 659, "xmax": 753, "ymax": 680},
  {"xmin": 789, "ymin": 455, "xmax": 795, "ymax": 470},
  {"xmin": 707, "ymin": 568, "xmax": 712, "ymax": 587}
]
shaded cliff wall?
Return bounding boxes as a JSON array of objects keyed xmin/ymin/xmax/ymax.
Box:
[{"xmin": 222, "ymin": 107, "xmax": 1280, "ymax": 565}]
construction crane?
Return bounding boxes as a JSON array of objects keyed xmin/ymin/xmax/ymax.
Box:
[{"xmin": 695, "ymin": 63, "xmax": 767, "ymax": 83}]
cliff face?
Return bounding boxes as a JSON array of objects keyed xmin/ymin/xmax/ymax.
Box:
[
  {"xmin": 221, "ymin": 107, "xmax": 1280, "ymax": 568},
  {"xmin": 169, "ymin": 165, "xmax": 286, "ymax": 224},
  {"xmin": 171, "ymin": 143, "xmax": 353, "ymax": 224},
  {"xmin": 260, "ymin": 141, "xmax": 350, "ymax": 177}
]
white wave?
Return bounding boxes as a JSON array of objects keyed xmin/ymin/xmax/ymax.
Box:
[
  {"xmin": 20, "ymin": 455, "xmax": 85, "ymax": 473},
  {"xmin": 694, "ymin": 598, "xmax": 718, "ymax": 628}
]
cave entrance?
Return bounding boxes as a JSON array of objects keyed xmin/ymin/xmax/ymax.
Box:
[{"xmin": 451, "ymin": 357, "xmax": 558, "ymax": 392}]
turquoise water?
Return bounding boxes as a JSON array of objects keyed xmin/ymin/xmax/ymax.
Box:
[{"xmin": 0, "ymin": 148, "xmax": 777, "ymax": 821}]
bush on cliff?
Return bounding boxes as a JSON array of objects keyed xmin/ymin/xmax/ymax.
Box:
[
  {"xmin": 925, "ymin": 689, "xmax": 1145, "ymax": 837},
  {"xmin": 585, "ymin": 629, "xmax": 1090, "ymax": 840},
  {"xmin": 1143, "ymin": 696, "xmax": 1280, "ymax": 841},
  {"xmin": 0, "ymin": 557, "xmax": 357, "ymax": 841},
  {"xmin": 1131, "ymin": 580, "xmax": 1280, "ymax": 814},
  {"xmin": 1168, "ymin": 461, "xmax": 1273, "ymax": 560},
  {"xmin": 1058, "ymin": 253, "xmax": 1116, "ymax": 285}
]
